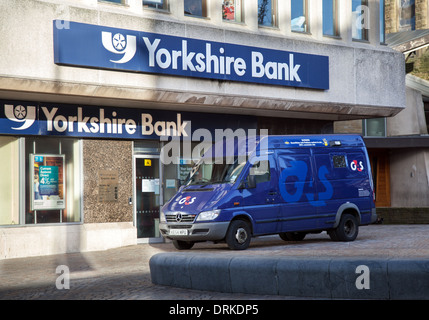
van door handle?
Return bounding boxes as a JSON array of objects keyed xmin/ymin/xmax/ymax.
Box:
[{"xmin": 268, "ymin": 191, "xmax": 278, "ymax": 195}]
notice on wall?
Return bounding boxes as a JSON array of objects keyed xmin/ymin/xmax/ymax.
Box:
[
  {"xmin": 31, "ymin": 154, "xmax": 65, "ymax": 210},
  {"xmin": 99, "ymin": 170, "xmax": 119, "ymax": 202}
]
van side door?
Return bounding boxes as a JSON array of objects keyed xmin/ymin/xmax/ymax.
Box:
[
  {"xmin": 240, "ymin": 154, "xmax": 281, "ymax": 235},
  {"xmin": 276, "ymin": 149, "xmax": 319, "ymax": 232}
]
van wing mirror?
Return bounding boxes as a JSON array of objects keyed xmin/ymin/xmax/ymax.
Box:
[
  {"xmin": 247, "ymin": 175, "xmax": 256, "ymax": 189},
  {"xmin": 238, "ymin": 175, "xmax": 256, "ymax": 189}
]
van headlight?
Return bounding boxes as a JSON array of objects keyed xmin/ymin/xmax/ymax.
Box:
[
  {"xmin": 160, "ymin": 208, "xmax": 166, "ymax": 222},
  {"xmin": 196, "ymin": 209, "xmax": 221, "ymax": 221}
]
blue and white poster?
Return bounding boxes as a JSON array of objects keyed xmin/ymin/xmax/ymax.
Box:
[
  {"xmin": 39, "ymin": 166, "xmax": 59, "ymax": 196},
  {"xmin": 31, "ymin": 154, "xmax": 65, "ymax": 210}
]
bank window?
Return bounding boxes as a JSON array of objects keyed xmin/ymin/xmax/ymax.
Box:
[
  {"xmin": 25, "ymin": 138, "xmax": 82, "ymax": 224},
  {"xmin": 0, "ymin": 137, "xmax": 20, "ymax": 226},
  {"xmin": 323, "ymin": 0, "xmax": 339, "ymax": 37},
  {"xmin": 258, "ymin": 0, "xmax": 278, "ymax": 28},
  {"xmin": 143, "ymin": 0, "xmax": 169, "ymax": 11},
  {"xmin": 223, "ymin": 0, "xmax": 243, "ymax": 23},
  {"xmin": 184, "ymin": 0, "xmax": 208, "ymax": 18},
  {"xmin": 291, "ymin": 0, "xmax": 309, "ymax": 33},
  {"xmin": 363, "ymin": 118, "xmax": 386, "ymax": 137},
  {"xmin": 352, "ymin": 0, "xmax": 369, "ymax": 41}
]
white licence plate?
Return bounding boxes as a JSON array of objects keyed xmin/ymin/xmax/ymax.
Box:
[{"xmin": 169, "ymin": 229, "xmax": 188, "ymax": 236}]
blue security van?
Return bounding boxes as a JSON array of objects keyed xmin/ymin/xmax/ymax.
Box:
[{"xmin": 159, "ymin": 135, "xmax": 377, "ymax": 250}]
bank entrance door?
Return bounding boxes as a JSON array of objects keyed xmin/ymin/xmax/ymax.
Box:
[{"xmin": 134, "ymin": 155, "xmax": 163, "ymax": 242}]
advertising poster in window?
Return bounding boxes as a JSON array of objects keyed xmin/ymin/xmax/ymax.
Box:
[{"xmin": 31, "ymin": 154, "xmax": 65, "ymax": 210}]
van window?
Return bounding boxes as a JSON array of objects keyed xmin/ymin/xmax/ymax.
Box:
[
  {"xmin": 332, "ymin": 155, "xmax": 346, "ymax": 168},
  {"xmin": 249, "ymin": 160, "xmax": 271, "ymax": 184},
  {"xmin": 185, "ymin": 155, "xmax": 247, "ymax": 185}
]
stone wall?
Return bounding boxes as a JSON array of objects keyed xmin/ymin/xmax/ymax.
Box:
[
  {"xmin": 416, "ymin": 0, "xmax": 428, "ymax": 29},
  {"xmin": 83, "ymin": 140, "xmax": 133, "ymax": 223}
]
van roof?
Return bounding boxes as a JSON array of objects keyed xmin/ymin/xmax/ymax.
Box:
[
  {"xmin": 201, "ymin": 134, "xmax": 365, "ymax": 160},
  {"xmin": 259, "ymin": 134, "xmax": 365, "ymax": 150}
]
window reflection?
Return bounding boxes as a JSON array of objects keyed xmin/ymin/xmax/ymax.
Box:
[
  {"xmin": 143, "ymin": 0, "xmax": 168, "ymax": 11},
  {"xmin": 223, "ymin": 0, "xmax": 243, "ymax": 23},
  {"xmin": 323, "ymin": 0, "xmax": 339, "ymax": 36},
  {"xmin": 258, "ymin": 0, "xmax": 278, "ymax": 27},
  {"xmin": 291, "ymin": 0, "xmax": 308, "ymax": 33},
  {"xmin": 185, "ymin": 0, "xmax": 207, "ymax": 17}
]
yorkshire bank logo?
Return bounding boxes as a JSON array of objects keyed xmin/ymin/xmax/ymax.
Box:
[
  {"xmin": 101, "ymin": 32, "xmax": 136, "ymax": 64},
  {"xmin": 4, "ymin": 104, "xmax": 36, "ymax": 130}
]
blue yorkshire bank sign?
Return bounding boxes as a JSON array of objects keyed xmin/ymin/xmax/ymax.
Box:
[
  {"xmin": 53, "ymin": 21, "xmax": 329, "ymax": 90},
  {"xmin": 0, "ymin": 100, "xmax": 256, "ymax": 140}
]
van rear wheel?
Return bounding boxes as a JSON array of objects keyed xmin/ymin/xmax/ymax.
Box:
[
  {"xmin": 328, "ymin": 213, "xmax": 359, "ymax": 242},
  {"xmin": 226, "ymin": 220, "xmax": 251, "ymax": 250}
]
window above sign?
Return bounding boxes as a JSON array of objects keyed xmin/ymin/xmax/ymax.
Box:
[
  {"xmin": 98, "ymin": 0, "xmax": 127, "ymax": 5},
  {"xmin": 184, "ymin": 0, "xmax": 208, "ymax": 18},
  {"xmin": 291, "ymin": 0, "xmax": 309, "ymax": 33},
  {"xmin": 143, "ymin": 0, "xmax": 169, "ymax": 11},
  {"xmin": 223, "ymin": 0, "xmax": 243, "ymax": 23},
  {"xmin": 323, "ymin": 0, "xmax": 339, "ymax": 37},
  {"xmin": 258, "ymin": 0, "xmax": 278, "ymax": 28}
]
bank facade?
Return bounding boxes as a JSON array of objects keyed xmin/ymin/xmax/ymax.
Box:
[{"xmin": 0, "ymin": 0, "xmax": 405, "ymax": 259}]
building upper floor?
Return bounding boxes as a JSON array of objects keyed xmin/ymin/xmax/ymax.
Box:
[
  {"xmin": 61, "ymin": 0, "xmax": 388, "ymax": 47},
  {"xmin": 0, "ymin": 0, "xmax": 405, "ymax": 121}
]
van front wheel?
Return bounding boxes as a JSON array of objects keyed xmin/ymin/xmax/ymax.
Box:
[
  {"xmin": 329, "ymin": 213, "xmax": 359, "ymax": 242},
  {"xmin": 226, "ymin": 220, "xmax": 251, "ymax": 250},
  {"xmin": 172, "ymin": 240, "xmax": 195, "ymax": 250}
]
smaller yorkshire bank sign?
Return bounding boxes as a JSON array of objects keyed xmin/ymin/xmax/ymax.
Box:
[
  {"xmin": 0, "ymin": 100, "xmax": 256, "ymax": 140},
  {"xmin": 53, "ymin": 21, "xmax": 329, "ymax": 90}
]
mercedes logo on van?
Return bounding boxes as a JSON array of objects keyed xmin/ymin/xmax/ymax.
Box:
[{"xmin": 175, "ymin": 213, "xmax": 183, "ymax": 222}]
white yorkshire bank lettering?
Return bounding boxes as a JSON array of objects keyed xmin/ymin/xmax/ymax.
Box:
[
  {"xmin": 42, "ymin": 107, "xmax": 137, "ymax": 135},
  {"xmin": 41, "ymin": 107, "xmax": 188, "ymax": 137},
  {"xmin": 143, "ymin": 37, "xmax": 301, "ymax": 82},
  {"xmin": 142, "ymin": 113, "xmax": 189, "ymax": 137},
  {"xmin": 252, "ymin": 52, "xmax": 301, "ymax": 81}
]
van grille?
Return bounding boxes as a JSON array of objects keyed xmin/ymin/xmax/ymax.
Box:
[{"xmin": 166, "ymin": 213, "xmax": 196, "ymax": 223}]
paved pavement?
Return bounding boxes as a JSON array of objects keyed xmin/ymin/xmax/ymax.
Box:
[{"xmin": 1, "ymin": 224, "xmax": 429, "ymax": 300}]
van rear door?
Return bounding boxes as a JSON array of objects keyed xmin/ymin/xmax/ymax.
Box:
[{"xmin": 313, "ymin": 149, "xmax": 373, "ymax": 228}]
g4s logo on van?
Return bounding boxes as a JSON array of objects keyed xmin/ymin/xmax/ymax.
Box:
[
  {"xmin": 178, "ymin": 196, "xmax": 196, "ymax": 205},
  {"xmin": 279, "ymin": 161, "xmax": 333, "ymax": 207},
  {"xmin": 350, "ymin": 160, "xmax": 364, "ymax": 172}
]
